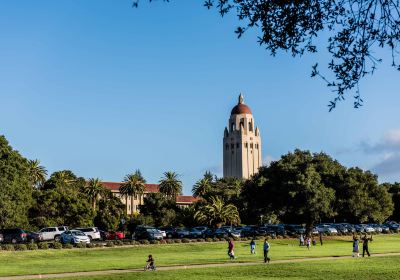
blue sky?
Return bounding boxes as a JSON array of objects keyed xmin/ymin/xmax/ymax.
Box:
[{"xmin": 1, "ymin": 0, "xmax": 399, "ymax": 194}]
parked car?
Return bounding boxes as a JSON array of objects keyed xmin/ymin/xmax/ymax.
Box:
[
  {"xmin": 133, "ymin": 226, "xmax": 163, "ymax": 240},
  {"xmin": 360, "ymin": 224, "xmax": 375, "ymax": 233},
  {"xmin": 74, "ymin": 227, "xmax": 101, "ymax": 241},
  {"xmin": 193, "ymin": 226, "xmax": 208, "ymax": 233},
  {"xmin": 107, "ymin": 231, "xmax": 125, "ymax": 240},
  {"xmin": 60, "ymin": 230, "xmax": 91, "ymax": 244},
  {"xmin": 0, "ymin": 228, "xmax": 28, "ymax": 244},
  {"xmin": 158, "ymin": 229, "xmax": 166, "ymax": 238},
  {"xmin": 240, "ymin": 226, "xmax": 267, "ymax": 237},
  {"xmin": 284, "ymin": 224, "xmax": 306, "ymax": 235},
  {"xmin": 316, "ymin": 224, "xmax": 338, "ymax": 234},
  {"xmin": 384, "ymin": 221, "xmax": 400, "ymax": 231},
  {"xmin": 175, "ymin": 228, "xmax": 190, "ymax": 238},
  {"xmin": 25, "ymin": 231, "xmax": 43, "ymax": 242},
  {"xmin": 189, "ymin": 228, "xmax": 205, "ymax": 238},
  {"xmin": 204, "ymin": 228, "xmax": 229, "ymax": 238},
  {"xmin": 159, "ymin": 226, "xmax": 178, "ymax": 238},
  {"xmin": 261, "ymin": 225, "xmax": 286, "ymax": 236},
  {"xmin": 332, "ymin": 224, "xmax": 348, "ymax": 234},
  {"xmin": 38, "ymin": 226, "xmax": 68, "ymax": 241},
  {"xmin": 368, "ymin": 224, "xmax": 383, "ymax": 233}
]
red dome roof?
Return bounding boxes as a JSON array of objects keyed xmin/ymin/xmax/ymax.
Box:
[{"xmin": 231, "ymin": 103, "xmax": 252, "ymax": 115}]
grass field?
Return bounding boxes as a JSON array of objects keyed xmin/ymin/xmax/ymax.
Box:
[
  {"xmin": 0, "ymin": 234, "xmax": 400, "ymax": 277},
  {"xmin": 61, "ymin": 256, "xmax": 400, "ymax": 280}
]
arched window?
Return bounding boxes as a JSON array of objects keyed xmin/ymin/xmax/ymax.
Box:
[{"xmin": 249, "ymin": 121, "xmax": 253, "ymax": 131}]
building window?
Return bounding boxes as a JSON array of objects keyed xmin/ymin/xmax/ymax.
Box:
[
  {"xmin": 249, "ymin": 121, "xmax": 253, "ymax": 131},
  {"xmin": 245, "ymin": 143, "xmax": 248, "ymax": 148},
  {"xmin": 250, "ymin": 143, "xmax": 253, "ymax": 149},
  {"xmin": 231, "ymin": 143, "xmax": 234, "ymax": 149},
  {"xmin": 225, "ymin": 144, "xmax": 229, "ymax": 150},
  {"xmin": 236, "ymin": 143, "xmax": 239, "ymax": 148}
]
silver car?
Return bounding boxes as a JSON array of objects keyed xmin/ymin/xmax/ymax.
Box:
[{"xmin": 60, "ymin": 230, "xmax": 91, "ymax": 244}]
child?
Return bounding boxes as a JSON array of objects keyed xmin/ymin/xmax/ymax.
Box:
[
  {"xmin": 250, "ymin": 239, "xmax": 256, "ymax": 254},
  {"xmin": 352, "ymin": 236, "xmax": 360, "ymax": 257},
  {"xmin": 145, "ymin": 254, "xmax": 156, "ymax": 271},
  {"xmin": 306, "ymin": 236, "xmax": 311, "ymax": 250}
]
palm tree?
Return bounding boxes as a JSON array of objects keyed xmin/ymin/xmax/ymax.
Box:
[
  {"xmin": 194, "ymin": 196, "xmax": 240, "ymax": 227},
  {"xmin": 159, "ymin": 171, "xmax": 182, "ymax": 199},
  {"xmin": 192, "ymin": 177, "xmax": 211, "ymax": 198},
  {"xmin": 119, "ymin": 170, "xmax": 146, "ymax": 216},
  {"xmin": 27, "ymin": 159, "xmax": 47, "ymax": 188},
  {"xmin": 84, "ymin": 178, "xmax": 105, "ymax": 210}
]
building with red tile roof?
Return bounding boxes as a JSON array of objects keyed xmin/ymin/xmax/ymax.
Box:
[{"xmin": 102, "ymin": 181, "xmax": 198, "ymax": 214}]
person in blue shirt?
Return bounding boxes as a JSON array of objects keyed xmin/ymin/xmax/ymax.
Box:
[
  {"xmin": 263, "ymin": 238, "xmax": 270, "ymax": 263},
  {"xmin": 250, "ymin": 239, "xmax": 256, "ymax": 254}
]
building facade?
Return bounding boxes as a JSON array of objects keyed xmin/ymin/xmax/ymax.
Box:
[
  {"xmin": 102, "ymin": 182, "xmax": 198, "ymax": 215},
  {"xmin": 223, "ymin": 94, "xmax": 262, "ymax": 179}
]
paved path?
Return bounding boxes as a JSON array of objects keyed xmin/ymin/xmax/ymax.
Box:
[{"xmin": 2, "ymin": 252, "xmax": 400, "ymax": 280}]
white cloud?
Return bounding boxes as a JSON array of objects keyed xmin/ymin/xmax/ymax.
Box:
[{"xmin": 263, "ymin": 155, "xmax": 276, "ymax": 166}]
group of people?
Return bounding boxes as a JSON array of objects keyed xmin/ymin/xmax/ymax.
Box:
[
  {"xmin": 299, "ymin": 233, "xmax": 324, "ymax": 249},
  {"xmin": 352, "ymin": 234, "xmax": 373, "ymax": 257},
  {"xmin": 228, "ymin": 238, "xmax": 271, "ymax": 263},
  {"xmin": 145, "ymin": 233, "xmax": 374, "ymax": 271}
]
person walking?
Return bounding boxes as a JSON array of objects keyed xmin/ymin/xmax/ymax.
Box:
[
  {"xmin": 306, "ymin": 236, "xmax": 311, "ymax": 250},
  {"xmin": 352, "ymin": 235, "xmax": 360, "ymax": 257},
  {"xmin": 228, "ymin": 239, "xmax": 235, "ymax": 260},
  {"xmin": 299, "ymin": 234, "xmax": 304, "ymax": 246},
  {"xmin": 263, "ymin": 238, "xmax": 270, "ymax": 263},
  {"xmin": 361, "ymin": 234, "xmax": 373, "ymax": 257},
  {"xmin": 319, "ymin": 232, "xmax": 323, "ymax": 246},
  {"xmin": 250, "ymin": 238, "xmax": 256, "ymax": 254}
]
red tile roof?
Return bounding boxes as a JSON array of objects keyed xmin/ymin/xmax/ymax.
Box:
[
  {"xmin": 102, "ymin": 182, "xmax": 198, "ymax": 204},
  {"xmin": 102, "ymin": 182, "xmax": 159, "ymax": 193},
  {"xmin": 176, "ymin": 195, "xmax": 200, "ymax": 204}
]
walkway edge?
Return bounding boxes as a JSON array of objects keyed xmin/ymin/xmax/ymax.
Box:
[{"xmin": 2, "ymin": 252, "xmax": 400, "ymax": 280}]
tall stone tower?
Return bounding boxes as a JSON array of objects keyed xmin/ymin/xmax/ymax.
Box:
[{"xmin": 223, "ymin": 94, "xmax": 262, "ymax": 179}]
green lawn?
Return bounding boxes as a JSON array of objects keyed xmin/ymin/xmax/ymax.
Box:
[
  {"xmin": 0, "ymin": 234, "xmax": 399, "ymax": 277},
  {"xmin": 62, "ymin": 256, "xmax": 400, "ymax": 280}
]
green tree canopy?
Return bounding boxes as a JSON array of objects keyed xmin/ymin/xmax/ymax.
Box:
[
  {"xmin": 119, "ymin": 170, "xmax": 146, "ymax": 216},
  {"xmin": 29, "ymin": 170, "xmax": 95, "ymax": 229},
  {"xmin": 159, "ymin": 171, "xmax": 183, "ymax": 199},
  {"xmin": 0, "ymin": 135, "xmax": 33, "ymax": 228},
  {"xmin": 135, "ymin": 0, "xmax": 400, "ymax": 109},
  {"xmin": 194, "ymin": 196, "xmax": 240, "ymax": 227},
  {"xmin": 27, "ymin": 159, "xmax": 47, "ymax": 189},
  {"xmin": 139, "ymin": 193, "xmax": 178, "ymax": 227}
]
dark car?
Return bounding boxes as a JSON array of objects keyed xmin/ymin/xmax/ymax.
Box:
[
  {"xmin": 25, "ymin": 231, "xmax": 43, "ymax": 242},
  {"xmin": 284, "ymin": 224, "xmax": 306, "ymax": 235},
  {"xmin": 133, "ymin": 226, "xmax": 163, "ymax": 240},
  {"xmin": 159, "ymin": 226, "xmax": 178, "ymax": 238},
  {"xmin": 240, "ymin": 226, "xmax": 267, "ymax": 237},
  {"xmin": 261, "ymin": 225, "xmax": 286, "ymax": 236},
  {"xmin": 0, "ymin": 228, "xmax": 28, "ymax": 244},
  {"xmin": 203, "ymin": 228, "xmax": 230, "ymax": 238}
]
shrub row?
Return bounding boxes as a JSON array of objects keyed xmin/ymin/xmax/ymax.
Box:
[{"xmin": 1, "ymin": 231, "xmax": 398, "ymax": 251}]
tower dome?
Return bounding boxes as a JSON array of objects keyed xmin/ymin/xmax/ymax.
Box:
[{"xmin": 231, "ymin": 93, "xmax": 252, "ymax": 115}]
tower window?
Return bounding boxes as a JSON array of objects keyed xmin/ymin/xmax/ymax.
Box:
[
  {"xmin": 245, "ymin": 143, "xmax": 248, "ymax": 148},
  {"xmin": 236, "ymin": 143, "xmax": 239, "ymax": 148},
  {"xmin": 225, "ymin": 144, "xmax": 229, "ymax": 150},
  {"xmin": 250, "ymin": 143, "xmax": 253, "ymax": 149},
  {"xmin": 231, "ymin": 143, "xmax": 234, "ymax": 149},
  {"xmin": 249, "ymin": 121, "xmax": 253, "ymax": 131}
]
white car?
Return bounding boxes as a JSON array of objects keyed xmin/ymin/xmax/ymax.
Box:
[
  {"xmin": 60, "ymin": 230, "xmax": 91, "ymax": 244},
  {"xmin": 74, "ymin": 227, "xmax": 101, "ymax": 240},
  {"xmin": 316, "ymin": 225, "xmax": 338, "ymax": 234},
  {"xmin": 157, "ymin": 229, "xmax": 166, "ymax": 238},
  {"xmin": 38, "ymin": 226, "xmax": 69, "ymax": 241},
  {"xmin": 361, "ymin": 224, "xmax": 375, "ymax": 233}
]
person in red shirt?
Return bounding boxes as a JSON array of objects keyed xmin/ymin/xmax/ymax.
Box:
[{"xmin": 228, "ymin": 239, "xmax": 235, "ymax": 259}]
